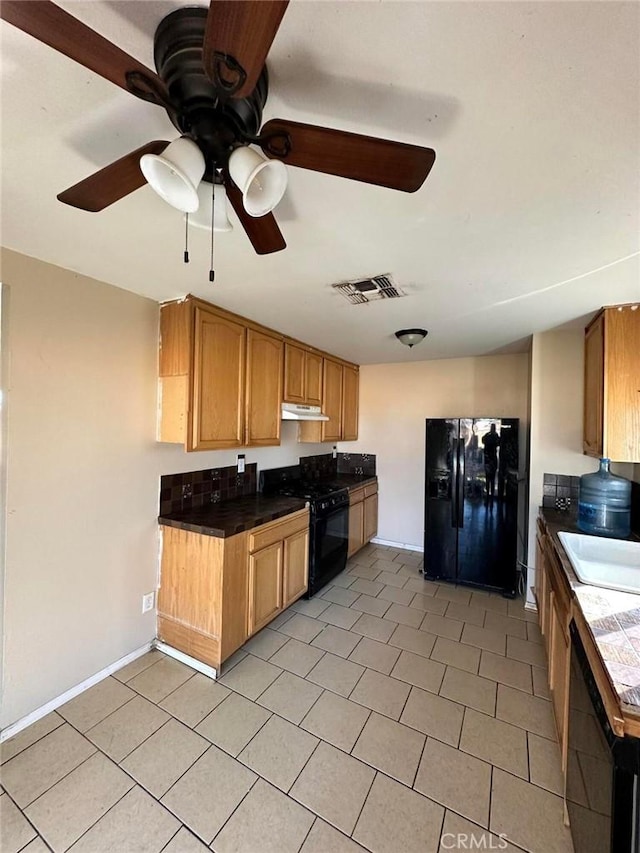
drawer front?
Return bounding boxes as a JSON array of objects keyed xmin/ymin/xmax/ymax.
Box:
[
  {"xmin": 349, "ymin": 487, "xmax": 366, "ymax": 505},
  {"xmin": 364, "ymin": 482, "xmax": 378, "ymax": 498},
  {"xmin": 249, "ymin": 509, "xmax": 309, "ymax": 553}
]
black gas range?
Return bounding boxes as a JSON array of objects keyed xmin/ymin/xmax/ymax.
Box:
[{"xmin": 260, "ymin": 466, "xmax": 349, "ymax": 597}]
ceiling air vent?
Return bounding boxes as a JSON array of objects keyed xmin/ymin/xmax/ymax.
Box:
[{"xmin": 332, "ymin": 274, "xmax": 406, "ymax": 305}]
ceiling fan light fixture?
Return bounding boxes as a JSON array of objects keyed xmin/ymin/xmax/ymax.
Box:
[
  {"xmin": 189, "ymin": 183, "xmax": 233, "ymax": 232},
  {"xmin": 395, "ymin": 328, "xmax": 428, "ymax": 348},
  {"xmin": 140, "ymin": 137, "xmax": 205, "ymax": 213},
  {"xmin": 228, "ymin": 146, "xmax": 287, "ymax": 217}
]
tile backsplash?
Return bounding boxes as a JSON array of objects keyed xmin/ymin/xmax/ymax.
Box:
[
  {"xmin": 543, "ymin": 472, "xmax": 639, "ymax": 536},
  {"xmin": 160, "ymin": 452, "xmax": 377, "ymax": 515},
  {"xmin": 542, "ymin": 473, "xmax": 580, "ymax": 512},
  {"xmin": 337, "ymin": 452, "xmax": 376, "ymax": 477},
  {"xmin": 299, "ymin": 452, "xmax": 377, "ymax": 480},
  {"xmin": 160, "ymin": 464, "xmax": 257, "ymax": 515}
]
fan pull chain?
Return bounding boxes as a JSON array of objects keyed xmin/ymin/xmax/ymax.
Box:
[
  {"xmin": 209, "ymin": 180, "xmax": 215, "ymax": 283},
  {"xmin": 184, "ymin": 213, "xmax": 189, "ymax": 264}
]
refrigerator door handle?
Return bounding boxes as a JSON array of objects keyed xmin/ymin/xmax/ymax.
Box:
[
  {"xmin": 451, "ymin": 437, "xmax": 458, "ymax": 529},
  {"xmin": 457, "ymin": 438, "xmax": 465, "ymax": 528}
]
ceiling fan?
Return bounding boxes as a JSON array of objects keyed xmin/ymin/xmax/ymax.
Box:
[{"xmin": 1, "ymin": 1, "xmax": 437, "ymax": 255}]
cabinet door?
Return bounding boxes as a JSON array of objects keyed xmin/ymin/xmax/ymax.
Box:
[
  {"xmin": 604, "ymin": 307, "xmax": 640, "ymax": 462},
  {"xmin": 246, "ymin": 329, "xmax": 283, "ymax": 446},
  {"xmin": 348, "ymin": 499, "xmax": 365, "ymax": 557},
  {"xmin": 248, "ymin": 542, "xmax": 283, "ymax": 636},
  {"xmin": 583, "ymin": 313, "xmax": 604, "ymax": 457},
  {"xmin": 305, "ymin": 352, "xmax": 323, "ymax": 406},
  {"xmin": 284, "ymin": 343, "xmax": 306, "ymax": 403},
  {"xmin": 363, "ymin": 493, "xmax": 378, "ymax": 543},
  {"xmin": 321, "ymin": 358, "xmax": 344, "ymax": 442},
  {"xmin": 341, "ymin": 366, "xmax": 359, "ymax": 441},
  {"xmin": 191, "ymin": 307, "xmax": 246, "ymax": 450},
  {"xmin": 549, "ymin": 595, "xmax": 570, "ymax": 756},
  {"xmin": 535, "ymin": 534, "xmax": 545, "ymax": 618},
  {"xmin": 282, "ymin": 527, "xmax": 309, "ymax": 608}
]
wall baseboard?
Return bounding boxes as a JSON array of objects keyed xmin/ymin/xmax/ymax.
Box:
[
  {"xmin": 0, "ymin": 642, "xmax": 154, "ymax": 743},
  {"xmin": 371, "ymin": 537, "xmax": 423, "ymax": 554},
  {"xmin": 154, "ymin": 641, "xmax": 217, "ymax": 680}
]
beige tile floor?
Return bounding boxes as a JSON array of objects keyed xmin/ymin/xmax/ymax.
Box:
[{"xmin": 1, "ymin": 544, "xmax": 575, "ymax": 853}]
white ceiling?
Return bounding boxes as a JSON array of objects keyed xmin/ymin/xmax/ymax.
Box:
[{"xmin": 1, "ymin": 1, "xmax": 639, "ymax": 364}]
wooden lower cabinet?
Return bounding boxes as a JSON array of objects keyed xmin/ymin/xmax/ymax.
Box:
[
  {"xmin": 535, "ymin": 517, "xmax": 572, "ymax": 767},
  {"xmin": 247, "ymin": 509, "xmax": 309, "ymax": 637},
  {"xmin": 348, "ymin": 481, "xmax": 378, "ymax": 557},
  {"xmin": 348, "ymin": 494, "xmax": 365, "ymax": 557},
  {"xmin": 363, "ymin": 491, "xmax": 378, "ymax": 543},
  {"xmin": 158, "ymin": 508, "xmax": 309, "ymax": 671},
  {"xmin": 157, "ymin": 525, "xmax": 249, "ymax": 671},
  {"xmin": 248, "ymin": 541, "xmax": 283, "ymax": 635},
  {"xmin": 283, "ymin": 527, "xmax": 310, "ymax": 608},
  {"xmin": 549, "ymin": 592, "xmax": 570, "ymax": 769}
]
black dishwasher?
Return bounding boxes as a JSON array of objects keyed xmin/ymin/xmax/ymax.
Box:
[{"xmin": 566, "ymin": 620, "xmax": 640, "ymax": 852}]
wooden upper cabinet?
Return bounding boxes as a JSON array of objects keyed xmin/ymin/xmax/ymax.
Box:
[
  {"xmin": 283, "ymin": 343, "xmax": 323, "ymax": 406},
  {"xmin": 321, "ymin": 358, "xmax": 344, "ymax": 442},
  {"xmin": 158, "ymin": 295, "xmax": 359, "ymax": 451},
  {"xmin": 305, "ymin": 352, "xmax": 323, "ymax": 406},
  {"xmin": 584, "ymin": 305, "xmax": 640, "ymax": 462},
  {"xmin": 283, "ymin": 343, "xmax": 306, "ymax": 403},
  {"xmin": 341, "ymin": 365, "xmax": 359, "ymax": 441},
  {"xmin": 192, "ymin": 307, "xmax": 246, "ymax": 450},
  {"xmin": 298, "ymin": 358, "xmax": 359, "ymax": 443},
  {"xmin": 583, "ymin": 312, "xmax": 604, "ymax": 457},
  {"xmin": 246, "ymin": 329, "xmax": 283, "ymax": 446}
]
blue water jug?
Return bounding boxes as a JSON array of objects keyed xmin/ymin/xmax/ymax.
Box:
[{"xmin": 577, "ymin": 458, "xmax": 631, "ymax": 538}]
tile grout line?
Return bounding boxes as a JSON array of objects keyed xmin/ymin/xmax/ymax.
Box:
[
  {"xmin": 0, "ymin": 714, "xmax": 66, "ymax": 768},
  {"xmin": 156, "ymin": 823, "xmax": 184, "ymax": 853},
  {"xmin": 207, "ymin": 770, "xmax": 261, "ymax": 849},
  {"xmin": 1, "ymin": 786, "xmax": 52, "ymax": 850},
  {"xmin": 50, "ymin": 714, "xmax": 213, "ymax": 846}
]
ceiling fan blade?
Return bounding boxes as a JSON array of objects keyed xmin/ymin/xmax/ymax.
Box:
[
  {"xmin": 57, "ymin": 141, "xmax": 170, "ymax": 212},
  {"xmin": 0, "ymin": 1, "xmax": 170, "ymax": 105},
  {"xmin": 260, "ymin": 119, "xmax": 436, "ymax": 193},
  {"xmin": 203, "ymin": 1, "xmax": 289, "ymax": 99},
  {"xmin": 224, "ymin": 175, "xmax": 286, "ymax": 255}
]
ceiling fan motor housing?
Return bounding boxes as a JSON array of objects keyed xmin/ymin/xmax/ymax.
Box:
[{"xmin": 153, "ymin": 7, "xmax": 269, "ymax": 172}]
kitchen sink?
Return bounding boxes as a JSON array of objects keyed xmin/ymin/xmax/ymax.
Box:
[{"xmin": 558, "ymin": 531, "xmax": 640, "ymax": 594}]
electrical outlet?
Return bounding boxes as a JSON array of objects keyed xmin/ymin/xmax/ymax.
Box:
[
  {"xmin": 142, "ymin": 592, "xmax": 155, "ymax": 614},
  {"xmin": 237, "ymin": 453, "xmax": 245, "ymax": 473}
]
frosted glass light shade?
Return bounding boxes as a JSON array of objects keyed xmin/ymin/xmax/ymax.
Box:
[
  {"xmin": 228, "ymin": 146, "xmax": 287, "ymax": 217},
  {"xmin": 140, "ymin": 137, "xmax": 205, "ymax": 213},
  {"xmin": 395, "ymin": 328, "xmax": 428, "ymax": 348},
  {"xmin": 189, "ymin": 183, "xmax": 233, "ymax": 232}
]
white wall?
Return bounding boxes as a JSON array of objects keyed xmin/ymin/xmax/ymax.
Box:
[
  {"xmin": 341, "ymin": 354, "xmax": 530, "ymax": 549},
  {"xmin": 0, "ymin": 249, "xmax": 325, "ymax": 728}
]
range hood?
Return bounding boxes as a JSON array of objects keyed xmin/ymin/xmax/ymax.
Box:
[{"xmin": 281, "ymin": 403, "xmax": 329, "ymax": 422}]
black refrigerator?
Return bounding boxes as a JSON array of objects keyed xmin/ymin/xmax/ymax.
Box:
[{"xmin": 424, "ymin": 417, "xmax": 519, "ymax": 597}]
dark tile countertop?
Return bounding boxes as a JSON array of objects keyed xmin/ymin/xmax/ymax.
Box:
[
  {"xmin": 159, "ymin": 494, "xmax": 307, "ymax": 538},
  {"xmin": 541, "ymin": 507, "xmax": 640, "ymax": 714}
]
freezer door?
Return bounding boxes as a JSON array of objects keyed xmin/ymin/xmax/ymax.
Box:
[
  {"xmin": 424, "ymin": 418, "xmax": 459, "ymax": 582},
  {"xmin": 456, "ymin": 417, "xmax": 519, "ymax": 595}
]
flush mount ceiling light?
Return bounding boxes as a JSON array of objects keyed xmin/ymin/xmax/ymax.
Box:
[
  {"xmin": 395, "ymin": 328, "xmax": 428, "ymax": 348},
  {"xmin": 140, "ymin": 136, "xmax": 205, "ymax": 213}
]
